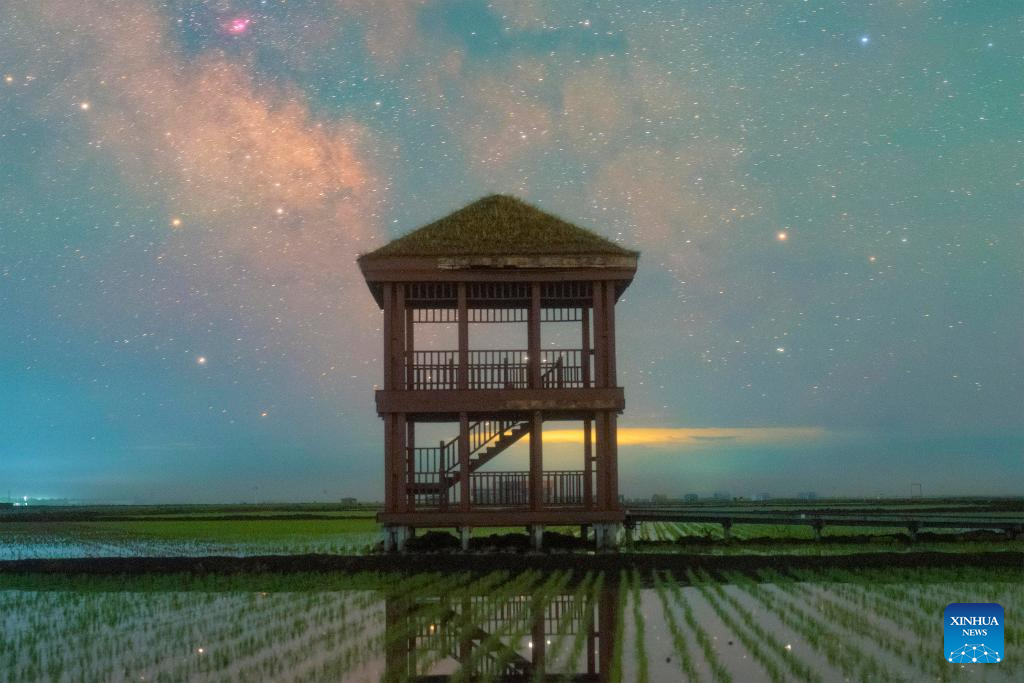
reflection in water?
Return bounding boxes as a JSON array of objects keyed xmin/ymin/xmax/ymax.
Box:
[
  {"xmin": 4, "ymin": 567, "xmax": 1020, "ymax": 682},
  {"xmin": 384, "ymin": 571, "xmax": 615, "ymax": 682}
]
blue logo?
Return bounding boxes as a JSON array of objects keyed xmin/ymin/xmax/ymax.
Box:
[{"xmin": 944, "ymin": 603, "xmax": 1003, "ymax": 663}]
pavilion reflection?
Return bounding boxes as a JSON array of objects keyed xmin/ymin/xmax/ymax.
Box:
[{"xmin": 384, "ymin": 576, "xmax": 617, "ymax": 682}]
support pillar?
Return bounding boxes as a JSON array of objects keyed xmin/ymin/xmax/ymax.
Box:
[
  {"xmin": 594, "ymin": 523, "xmax": 620, "ymax": 550},
  {"xmin": 457, "ymin": 282, "xmax": 468, "ymax": 390},
  {"xmin": 604, "ymin": 281, "xmax": 617, "ymax": 385},
  {"xmin": 459, "ymin": 412, "xmax": 470, "ymax": 511},
  {"xmin": 594, "ymin": 414, "xmax": 607, "ymax": 510},
  {"xmin": 592, "ymin": 281, "xmax": 607, "ymax": 388},
  {"xmin": 606, "ymin": 413, "xmax": 618, "ymax": 509},
  {"xmin": 583, "ymin": 418, "xmax": 593, "ymax": 510},
  {"xmin": 907, "ymin": 523, "xmax": 919, "ymax": 543},
  {"xmin": 405, "ymin": 306, "xmax": 415, "ymax": 390},
  {"xmin": 528, "ymin": 282, "xmax": 541, "ymax": 388},
  {"xmin": 529, "ymin": 410, "xmax": 543, "ymax": 511},
  {"xmin": 813, "ymin": 521, "xmax": 824, "ymax": 541},
  {"xmin": 384, "ymin": 525, "xmax": 414, "ymax": 553},
  {"xmin": 722, "ymin": 520, "xmax": 732, "ymax": 541},
  {"xmin": 459, "ymin": 526, "xmax": 471, "ymax": 551},
  {"xmin": 529, "ymin": 524, "xmax": 545, "ymax": 550},
  {"xmin": 406, "ymin": 421, "xmax": 416, "ymax": 510}
]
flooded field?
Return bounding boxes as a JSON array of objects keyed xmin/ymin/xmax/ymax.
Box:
[{"xmin": 2, "ymin": 566, "xmax": 1020, "ymax": 682}]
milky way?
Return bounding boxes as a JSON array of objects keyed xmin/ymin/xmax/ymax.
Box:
[{"xmin": 1, "ymin": 1, "xmax": 1020, "ymax": 501}]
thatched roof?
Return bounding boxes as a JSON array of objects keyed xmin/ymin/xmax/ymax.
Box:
[{"xmin": 361, "ymin": 195, "xmax": 637, "ymax": 259}]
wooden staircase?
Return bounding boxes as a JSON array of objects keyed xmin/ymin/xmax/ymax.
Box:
[{"xmin": 408, "ymin": 419, "xmax": 531, "ymax": 497}]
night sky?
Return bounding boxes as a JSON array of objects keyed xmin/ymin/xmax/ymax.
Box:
[{"xmin": 2, "ymin": 1, "xmax": 1021, "ymax": 503}]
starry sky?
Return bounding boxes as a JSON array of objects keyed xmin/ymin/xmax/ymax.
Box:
[{"xmin": 2, "ymin": 1, "xmax": 1021, "ymax": 503}]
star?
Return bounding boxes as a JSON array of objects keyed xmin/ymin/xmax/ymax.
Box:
[
  {"xmin": 79, "ymin": 101, "xmax": 91, "ymax": 111},
  {"xmin": 860, "ymin": 35, "xmax": 870, "ymax": 45},
  {"xmin": 196, "ymin": 356, "xmax": 207, "ymax": 366},
  {"xmin": 170, "ymin": 217, "xmax": 183, "ymax": 228},
  {"xmin": 3, "ymin": 75, "xmax": 13, "ymax": 85},
  {"xmin": 776, "ymin": 230, "xmax": 789, "ymax": 242}
]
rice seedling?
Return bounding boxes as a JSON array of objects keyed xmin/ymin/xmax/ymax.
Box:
[
  {"xmin": 628, "ymin": 569, "xmax": 650, "ymax": 683},
  {"xmin": 651, "ymin": 570, "xmax": 699, "ymax": 681},
  {"xmin": 663, "ymin": 571, "xmax": 732, "ymax": 682},
  {"xmin": 736, "ymin": 569, "xmax": 897, "ymax": 680}
]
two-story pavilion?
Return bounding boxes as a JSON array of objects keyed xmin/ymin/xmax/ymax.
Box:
[{"xmin": 358, "ymin": 195, "xmax": 638, "ymax": 551}]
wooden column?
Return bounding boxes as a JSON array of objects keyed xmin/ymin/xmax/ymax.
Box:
[
  {"xmin": 529, "ymin": 410, "xmax": 543, "ymax": 511},
  {"xmin": 382, "ymin": 283, "xmax": 393, "ymax": 391},
  {"xmin": 583, "ymin": 418, "xmax": 593, "ymax": 510},
  {"xmin": 457, "ymin": 282, "xmax": 469, "ymax": 390},
  {"xmin": 394, "ymin": 284, "xmax": 406, "ymax": 391},
  {"xmin": 459, "ymin": 412, "xmax": 470, "ymax": 511},
  {"xmin": 593, "ymin": 413, "xmax": 607, "ymax": 510},
  {"xmin": 592, "ymin": 281, "xmax": 607, "ymax": 388},
  {"xmin": 604, "ymin": 281, "xmax": 617, "ymax": 387},
  {"xmin": 383, "ymin": 414, "xmax": 394, "ymax": 512},
  {"xmin": 605, "ymin": 413, "xmax": 618, "ymax": 509},
  {"xmin": 528, "ymin": 282, "xmax": 541, "ymax": 388},
  {"xmin": 394, "ymin": 413, "xmax": 407, "ymax": 513},
  {"xmin": 406, "ymin": 421, "xmax": 416, "ymax": 510},
  {"xmin": 405, "ymin": 306, "xmax": 415, "ymax": 390},
  {"xmin": 581, "ymin": 304, "xmax": 591, "ymax": 387}
]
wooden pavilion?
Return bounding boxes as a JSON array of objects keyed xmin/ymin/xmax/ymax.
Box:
[{"xmin": 358, "ymin": 195, "xmax": 638, "ymax": 551}]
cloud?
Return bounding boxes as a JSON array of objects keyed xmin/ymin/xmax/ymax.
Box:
[{"xmin": 543, "ymin": 426, "xmax": 831, "ymax": 449}]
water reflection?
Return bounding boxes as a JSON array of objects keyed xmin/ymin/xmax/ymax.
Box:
[{"xmin": 383, "ymin": 573, "xmax": 615, "ymax": 682}]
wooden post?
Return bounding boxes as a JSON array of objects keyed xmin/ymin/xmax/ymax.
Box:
[
  {"xmin": 459, "ymin": 412, "xmax": 470, "ymax": 511},
  {"xmin": 592, "ymin": 413, "xmax": 603, "ymax": 510},
  {"xmin": 529, "ymin": 410, "xmax": 543, "ymax": 511},
  {"xmin": 592, "ymin": 281, "xmax": 607, "ymax": 388},
  {"xmin": 604, "ymin": 281, "xmax": 616, "ymax": 386},
  {"xmin": 383, "ymin": 414, "xmax": 394, "ymax": 513},
  {"xmin": 405, "ymin": 306, "xmax": 415, "ymax": 390},
  {"xmin": 581, "ymin": 304, "xmax": 591, "ymax": 387},
  {"xmin": 528, "ymin": 282, "xmax": 541, "ymax": 388},
  {"xmin": 406, "ymin": 422, "xmax": 416, "ymax": 510},
  {"xmin": 382, "ymin": 284, "xmax": 393, "ymax": 391},
  {"xmin": 439, "ymin": 439, "xmax": 448, "ymax": 510},
  {"xmin": 605, "ymin": 413, "xmax": 618, "ymax": 510},
  {"xmin": 583, "ymin": 418, "xmax": 593, "ymax": 510},
  {"xmin": 457, "ymin": 282, "xmax": 469, "ymax": 390},
  {"xmin": 394, "ymin": 413, "xmax": 407, "ymax": 513},
  {"xmin": 394, "ymin": 284, "xmax": 406, "ymax": 391}
]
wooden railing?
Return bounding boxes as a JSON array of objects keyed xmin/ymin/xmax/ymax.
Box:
[
  {"xmin": 470, "ymin": 471, "xmax": 529, "ymax": 506},
  {"xmin": 542, "ymin": 470, "xmax": 586, "ymax": 506},
  {"xmin": 468, "ymin": 471, "xmax": 585, "ymax": 507},
  {"xmin": 407, "ymin": 349, "xmax": 588, "ymax": 390}
]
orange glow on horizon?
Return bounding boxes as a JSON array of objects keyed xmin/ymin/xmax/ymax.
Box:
[{"xmin": 541, "ymin": 426, "xmax": 829, "ymax": 448}]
